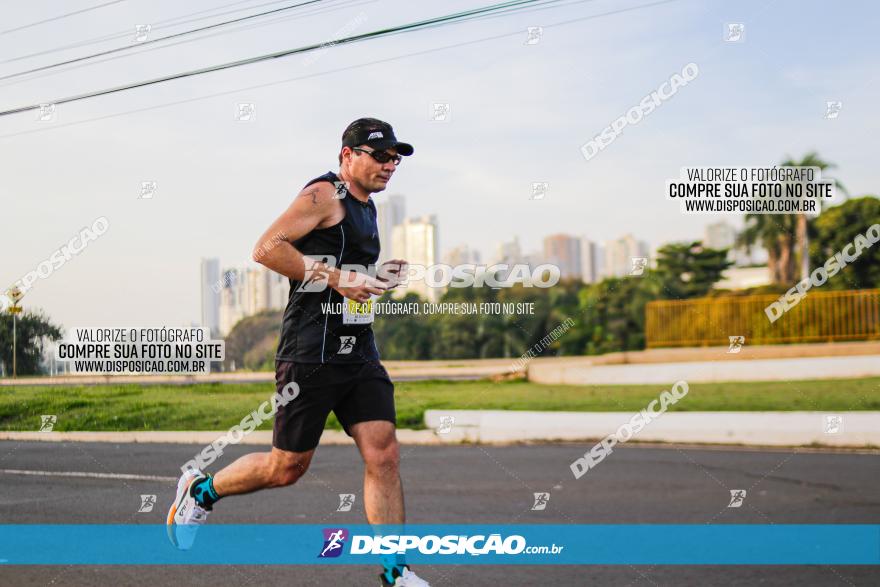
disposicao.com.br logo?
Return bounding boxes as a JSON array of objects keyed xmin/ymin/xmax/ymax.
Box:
[{"xmin": 319, "ymin": 528, "xmax": 563, "ymax": 557}]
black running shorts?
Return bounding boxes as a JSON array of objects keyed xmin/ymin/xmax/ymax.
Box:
[{"xmin": 272, "ymin": 360, "xmax": 396, "ymax": 452}]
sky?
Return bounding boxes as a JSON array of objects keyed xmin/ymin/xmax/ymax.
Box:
[{"xmin": 1, "ymin": 0, "xmax": 878, "ymax": 330}]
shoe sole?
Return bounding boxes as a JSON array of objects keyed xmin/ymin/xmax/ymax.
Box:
[{"xmin": 166, "ymin": 472, "xmax": 197, "ymax": 549}]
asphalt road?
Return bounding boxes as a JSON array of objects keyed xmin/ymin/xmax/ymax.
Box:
[{"xmin": 0, "ymin": 440, "xmax": 877, "ymax": 586}]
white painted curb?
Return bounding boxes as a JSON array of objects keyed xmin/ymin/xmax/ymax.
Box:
[
  {"xmin": 424, "ymin": 410, "xmax": 880, "ymax": 447},
  {"xmin": 528, "ymin": 355, "xmax": 880, "ymax": 384},
  {"xmin": 0, "ymin": 429, "xmax": 439, "ymax": 445},
  {"xmin": 3, "ymin": 412, "xmax": 878, "ymax": 448}
]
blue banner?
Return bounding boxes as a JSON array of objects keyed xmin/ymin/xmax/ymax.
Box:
[{"xmin": 0, "ymin": 525, "xmax": 877, "ymax": 565}]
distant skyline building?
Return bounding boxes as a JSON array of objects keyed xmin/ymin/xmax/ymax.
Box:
[
  {"xmin": 216, "ymin": 265, "xmax": 288, "ymax": 336},
  {"xmin": 704, "ymin": 220, "xmax": 768, "ymax": 267},
  {"xmin": 391, "ymin": 214, "xmax": 440, "ymax": 302},
  {"xmin": 444, "ymin": 243, "xmax": 482, "ymax": 266},
  {"xmin": 494, "ymin": 237, "xmax": 523, "ymax": 265},
  {"xmin": 579, "ymin": 238, "xmax": 599, "ymax": 284},
  {"xmin": 704, "ymin": 220, "xmax": 736, "ymax": 251},
  {"xmin": 522, "ymin": 250, "xmax": 546, "ymax": 268},
  {"xmin": 202, "ymin": 216, "xmax": 768, "ymax": 334},
  {"xmin": 543, "ymin": 234, "xmax": 582, "ymax": 280},
  {"xmin": 200, "ymin": 258, "xmax": 220, "ymax": 336},
  {"xmin": 604, "ymin": 234, "xmax": 649, "ymax": 277},
  {"xmin": 376, "ymin": 194, "xmax": 406, "ymax": 264}
]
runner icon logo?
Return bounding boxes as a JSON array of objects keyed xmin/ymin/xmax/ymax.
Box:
[
  {"xmin": 138, "ymin": 494, "xmax": 156, "ymax": 513},
  {"xmin": 824, "ymin": 415, "xmax": 843, "ymax": 434},
  {"xmin": 40, "ymin": 415, "xmax": 57, "ymax": 432},
  {"xmin": 727, "ymin": 490, "xmax": 746, "ymax": 508},
  {"xmin": 728, "ymin": 335, "xmax": 745, "ymax": 353},
  {"xmin": 337, "ymin": 494, "xmax": 355, "ymax": 512},
  {"xmin": 437, "ymin": 415, "xmax": 455, "ymax": 434},
  {"xmin": 333, "ymin": 180, "xmax": 349, "ymax": 199},
  {"xmin": 319, "ymin": 528, "xmax": 348, "ymax": 558},
  {"xmin": 339, "ymin": 336, "xmax": 356, "ymax": 354},
  {"xmin": 630, "ymin": 257, "xmax": 648, "ymax": 276},
  {"xmin": 531, "ymin": 492, "xmax": 550, "ymax": 511}
]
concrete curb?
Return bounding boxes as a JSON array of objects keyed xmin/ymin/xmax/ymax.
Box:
[
  {"xmin": 528, "ymin": 355, "xmax": 880, "ymax": 384},
  {"xmin": 3, "ymin": 411, "xmax": 879, "ymax": 448},
  {"xmin": 423, "ymin": 410, "xmax": 880, "ymax": 448},
  {"xmin": 0, "ymin": 429, "xmax": 441, "ymax": 446},
  {"xmin": 0, "ymin": 367, "xmax": 518, "ymax": 387}
]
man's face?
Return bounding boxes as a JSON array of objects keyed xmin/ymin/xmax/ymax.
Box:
[{"xmin": 346, "ymin": 145, "xmax": 398, "ymax": 192}]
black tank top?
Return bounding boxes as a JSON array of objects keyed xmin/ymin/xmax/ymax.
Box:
[{"xmin": 276, "ymin": 171, "xmax": 382, "ymax": 364}]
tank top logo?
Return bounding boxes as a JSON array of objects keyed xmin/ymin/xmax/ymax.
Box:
[
  {"xmin": 338, "ymin": 336, "xmax": 356, "ymax": 354},
  {"xmin": 333, "ymin": 180, "xmax": 349, "ymax": 199}
]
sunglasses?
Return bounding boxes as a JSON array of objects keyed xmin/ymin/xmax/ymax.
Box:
[{"xmin": 352, "ymin": 147, "xmax": 402, "ymax": 166}]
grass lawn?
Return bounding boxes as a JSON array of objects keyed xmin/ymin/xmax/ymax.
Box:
[{"xmin": 1, "ymin": 377, "xmax": 878, "ymax": 432}]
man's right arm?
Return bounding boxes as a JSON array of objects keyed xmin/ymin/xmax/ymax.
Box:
[
  {"xmin": 252, "ymin": 182, "xmax": 335, "ymax": 282},
  {"xmin": 252, "ymin": 183, "xmax": 386, "ymax": 302}
]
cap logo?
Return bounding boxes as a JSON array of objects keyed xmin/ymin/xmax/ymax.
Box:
[{"xmin": 367, "ymin": 131, "xmax": 383, "ymax": 140}]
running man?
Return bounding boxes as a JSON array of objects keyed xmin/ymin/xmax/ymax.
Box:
[{"xmin": 167, "ymin": 118, "xmax": 430, "ymax": 586}]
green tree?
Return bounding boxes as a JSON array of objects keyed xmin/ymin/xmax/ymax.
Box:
[
  {"xmin": 424, "ymin": 287, "xmax": 488, "ymax": 359},
  {"xmin": 779, "ymin": 152, "xmax": 847, "ymax": 281},
  {"xmin": 540, "ymin": 278, "xmax": 586, "ymax": 356},
  {"xmin": 809, "ymin": 196, "xmax": 880, "ymax": 289},
  {"xmin": 739, "ymin": 152, "xmax": 846, "ymax": 284},
  {"xmin": 223, "ymin": 310, "xmax": 282, "ymax": 370},
  {"xmin": 372, "ymin": 292, "xmax": 433, "ymax": 360},
  {"xmin": 654, "ymin": 241, "xmax": 733, "ymax": 299},
  {"xmin": 578, "ymin": 277, "xmax": 653, "ymax": 354},
  {"xmin": 0, "ymin": 310, "xmax": 63, "ymax": 376},
  {"xmin": 738, "ymin": 211, "xmax": 798, "ymax": 284}
]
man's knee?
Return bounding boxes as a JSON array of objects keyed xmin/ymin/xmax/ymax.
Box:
[
  {"xmin": 267, "ymin": 451, "xmax": 311, "ymax": 487},
  {"xmin": 364, "ymin": 440, "xmax": 400, "ymax": 475}
]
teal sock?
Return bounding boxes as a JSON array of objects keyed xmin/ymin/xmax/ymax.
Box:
[
  {"xmin": 381, "ymin": 554, "xmax": 407, "ymax": 582},
  {"xmin": 191, "ymin": 474, "xmax": 220, "ymax": 509}
]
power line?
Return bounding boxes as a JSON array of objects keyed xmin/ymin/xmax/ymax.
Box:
[
  {"xmin": 0, "ymin": 1, "xmax": 371, "ymax": 92},
  {"xmin": 0, "ymin": 0, "xmax": 370, "ymax": 89},
  {"xmin": 0, "ymin": 1, "xmax": 128, "ymax": 36},
  {"xmin": 0, "ymin": 0, "xmax": 332, "ymax": 82},
  {"xmin": 0, "ymin": 0, "xmax": 680, "ymax": 139},
  {"xmin": 1, "ymin": 0, "xmax": 298, "ymax": 66},
  {"xmin": 0, "ymin": 0, "xmax": 559, "ymax": 118}
]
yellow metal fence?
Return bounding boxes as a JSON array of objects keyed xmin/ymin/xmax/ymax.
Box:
[{"xmin": 645, "ymin": 289, "xmax": 880, "ymax": 347}]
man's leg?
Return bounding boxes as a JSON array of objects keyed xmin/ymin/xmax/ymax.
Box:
[
  {"xmin": 350, "ymin": 420, "xmax": 403, "ymax": 524},
  {"xmin": 212, "ymin": 447, "xmax": 315, "ymax": 496},
  {"xmin": 205, "ymin": 359, "xmax": 329, "ymax": 500}
]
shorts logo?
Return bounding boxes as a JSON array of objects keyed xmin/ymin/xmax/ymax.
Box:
[
  {"xmin": 338, "ymin": 336, "xmax": 356, "ymax": 354},
  {"xmin": 367, "ymin": 131, "xmax": 383, "ymax": 140},
  {"xmin": 319, "ymin": 528, "xmax": 348, "ymax": 558}
]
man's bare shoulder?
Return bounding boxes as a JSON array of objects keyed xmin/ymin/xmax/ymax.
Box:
[
  {"xmin": 295, "ymin": 180, "xmax": 338, "ymax": 207},
  {"xmin": 290, "ymin": 179, "xmax": 345, "ymax": 229}
]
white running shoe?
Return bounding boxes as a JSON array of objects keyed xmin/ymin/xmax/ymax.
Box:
[
  {"xmin": 380, "ymin": 566, "xmax": 431, "ymax": 586},
  {"xmin": 166, "ymin": 469, "xmax": 210, "ymax": 550}
]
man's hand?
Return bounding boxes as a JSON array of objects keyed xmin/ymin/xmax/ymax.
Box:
[
  {"xmin": 377, "ymin": 258, "xmax": 409, "ymax": 290},
  {"xmin": 331, "ymin": 270, "xmax": 387, "ymax": 303}
]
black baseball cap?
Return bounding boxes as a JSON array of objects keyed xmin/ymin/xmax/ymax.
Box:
[{"xmin": 341, "ymin": 118, "xmax": 414, "ymax": 156}]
